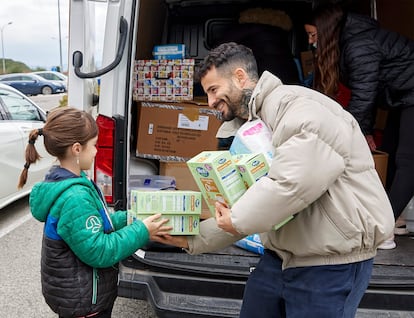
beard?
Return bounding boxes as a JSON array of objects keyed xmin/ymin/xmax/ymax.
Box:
[{"xmin": 219, "ymin": 87, "xmax": 253, "ymax": 121}]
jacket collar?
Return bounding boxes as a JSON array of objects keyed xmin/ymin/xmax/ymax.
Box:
[{"xmin": 249, "ymin": 71, "xmax": 283, "ymax": 120}]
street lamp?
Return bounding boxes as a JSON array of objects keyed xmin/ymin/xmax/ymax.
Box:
[
  {"xmin": 57, "ymin": 0, "xmax": 63, "ymax": 72},
  {"xmin": 1, "ymin": 21, "xmax": 12, "ymax": 74}
]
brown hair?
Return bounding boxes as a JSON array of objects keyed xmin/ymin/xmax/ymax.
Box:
[
  {"xmin": 18, "ymin": 107, "xmax": 98, "ymax": 189},
  {"xmin": 196, "ymin": 42, "xmax": 259, "ymax": 83},
  {"xmin": 309, "ymin": 4, "xmax": 345, "ymax": 98}
]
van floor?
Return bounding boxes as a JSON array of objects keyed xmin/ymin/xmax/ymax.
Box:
[{"xmin": 375, "ymin": 234, "xmax": 414, "ymax": 266}]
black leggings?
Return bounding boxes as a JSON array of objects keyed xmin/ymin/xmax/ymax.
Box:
[
  {"xmin": 379, "ymin": 106, "xmax": 414, "ymax": 219},
  {"xmin": 58, "ymin": 307, "xmax": 112, "ymax": 318}
]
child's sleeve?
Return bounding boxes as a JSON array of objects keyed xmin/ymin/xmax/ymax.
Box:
[{"xmin": 109, "ymin": 210, "xmax": 128, "ymax": 230}]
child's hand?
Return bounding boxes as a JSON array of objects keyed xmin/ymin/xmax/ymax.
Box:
[{"xmin": 142, "ymin": 213, "xmax": 172, "ymax": 239}]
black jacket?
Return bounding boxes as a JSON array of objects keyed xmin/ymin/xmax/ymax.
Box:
[{"xmin": 339, "ymin": 13, "xmax": 414, "ymax": 134}]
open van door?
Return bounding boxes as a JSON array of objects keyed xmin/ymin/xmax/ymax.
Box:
[{"xmin": 68, "ymin": 0, "xmax": 138, "ymax": 210}]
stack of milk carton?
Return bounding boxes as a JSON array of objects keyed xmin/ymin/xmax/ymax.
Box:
[{"xmin": 129, "ymin": 189, "xmax": 202, "ymax": 235}]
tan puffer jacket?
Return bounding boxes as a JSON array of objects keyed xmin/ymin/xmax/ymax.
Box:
[{"xmin": 188, "ymin": 71, "xmax": 394, "ymax": 269}]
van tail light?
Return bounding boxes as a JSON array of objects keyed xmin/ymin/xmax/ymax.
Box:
[{"xmin": 95, "ymin": 115, "xmax": 115, "ymax": 204}]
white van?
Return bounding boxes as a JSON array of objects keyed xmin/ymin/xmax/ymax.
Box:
[{"xmin": 68, "ymin": 0, "xmax": 414, "ymax": 316}]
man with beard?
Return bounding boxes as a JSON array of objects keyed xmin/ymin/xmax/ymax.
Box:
[{"xmin": 153, "ymin": 42, "xmax": 394, "ymax": 318}]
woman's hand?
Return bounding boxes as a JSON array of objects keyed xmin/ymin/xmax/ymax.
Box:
[
  {"xmin": 215, "ymin": 202, "xmax": 239, "ymax": 236},
  {"xmin": 142, "ymin": 213, "xmax": 172, "ymax": 239},
  {"xmin": 365, "ymin": 134, "xmax": 377, "ymax": 151}
]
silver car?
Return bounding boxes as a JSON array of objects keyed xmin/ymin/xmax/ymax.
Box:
[{"xmin": 0, "ymin": 83, "xmax": 55, "ymax": 209}]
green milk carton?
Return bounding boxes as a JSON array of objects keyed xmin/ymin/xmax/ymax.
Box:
[
  {"xmin": 232, "ymin": 153, "xmax": 269, "ymax": 188},
  {"xmin": 130, "ymin": 190, "xmax": 202, "ymax": 235},
  {"xmin": 187, "ymin": 151, "xmax": 247, "ymax": 215},
  {"xmin": 232, "ymin": 153, "xmax": 293, "ymax": 231}
]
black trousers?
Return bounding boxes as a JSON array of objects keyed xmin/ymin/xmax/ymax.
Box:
[
  {"xmin": 379, "ymin": 106, "xmax": 414, "ymax": 219},
  {"xmin": 58, "ymin": 307, "xmax": 112, "ymax": 318}
]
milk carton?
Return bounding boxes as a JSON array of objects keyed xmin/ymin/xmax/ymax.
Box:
[
  {"xmin": 130, "ymin": 190, "xmax": 202, "ymax": 235},
  {"xmin": 232, "ymin": 153, "xmax": 269, "ymax": 188},
  {"xmin": 187, "ymin": 151, "xmax": 247, "ymax": 215}
]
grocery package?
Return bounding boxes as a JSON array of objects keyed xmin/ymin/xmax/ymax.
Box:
[{"xmin": 129, "ymin": 190, "xmax": 201, "ymax": 235}]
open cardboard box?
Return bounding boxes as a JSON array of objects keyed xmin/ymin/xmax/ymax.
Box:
[{"xmin": 372, "ymin": 150, "xmax": 388, "ymax": 186}]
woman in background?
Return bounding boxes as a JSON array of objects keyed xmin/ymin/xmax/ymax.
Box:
[{"xmin": 305, "ymin": 4, "xmax": 414, "ymax": 249}]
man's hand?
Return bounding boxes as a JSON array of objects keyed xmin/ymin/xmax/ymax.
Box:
[
  {"xmin": 215, "ymin": 202, "xmax": 239, "ymax": 236},
  {"xmin": 151, "ymin": 234, "xmax": 189, "ymax": 249}
]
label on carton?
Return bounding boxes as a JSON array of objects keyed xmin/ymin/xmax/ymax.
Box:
[
  {"xmin": 131, "ymin": 190, "xmax": 201, "ymax": 214},
  {"xmin": 177, "ymin": 113, "xmax": 209, "ymax": 130},
  {"xmin": 233, "ymin": 153, "xmax": 269, "ymax": 188}
]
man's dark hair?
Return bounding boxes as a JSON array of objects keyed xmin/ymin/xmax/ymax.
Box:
[{"xmin": 196, "ymin": 42, "xmax": 259, "ymax": 82}]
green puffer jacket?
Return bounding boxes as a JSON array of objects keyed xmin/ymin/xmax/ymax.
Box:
[{"xmin": 30, "ymin": 166, "xmax": 149, "ymax": 317}]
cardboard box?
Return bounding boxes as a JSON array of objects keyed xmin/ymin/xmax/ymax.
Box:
[
  {"xmin": 133, "ymin": 59, "xmax": 194, "ymax": 101},
  {"xmin": 136, "ymin": 101, "xmax": 222, "ymax": 161},
  {"xmin": 373, "ymin": 150, "xmax": 388, "ymax": 186},
  {"xmin": 232, "ymin": 153, "xmax": 269, "ymax": 188},
  {"xmin": 187, "ymin": 151, "xmax": 247, "ymax": 215},
  {"xmin": 300, "ymin": 50, "xmax": 314, "ymax": 78},
  {"xmin": 159, "ymin": 161, "xmax": 212, "ymax": 219}
]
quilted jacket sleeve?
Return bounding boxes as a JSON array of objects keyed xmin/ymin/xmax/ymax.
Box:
[
  {"xmin": 342, "ymin": 38, "xmax": 382, "ymax": 135},
  {"xmin": 230, "ymin": 129, "xmax": 346, "ymax": 235},
  {"xmin": 57, "ymin": 186, "xmax": 149, "ymax": 268}
]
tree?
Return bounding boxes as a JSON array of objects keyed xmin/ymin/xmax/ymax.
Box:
[{"xmin": 0, "ymin": 58, "xmax": 46, "ymax": 74}]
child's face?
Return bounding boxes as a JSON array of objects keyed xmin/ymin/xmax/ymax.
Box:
[{"xmin": 79, "ymin": 136, "xmax": 98, "ymax": 171}]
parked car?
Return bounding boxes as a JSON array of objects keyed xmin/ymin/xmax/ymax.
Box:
[
  {"xmin": 0, "ymin": 73, "xmax": 66, "ymax": 96},
  {"xmin": 32, "ymin": 71, "xmax": 68, "ymax": 91},
  {"xmin": 0, "ymin": 83, "xmax": 55, "ymax": 209}
]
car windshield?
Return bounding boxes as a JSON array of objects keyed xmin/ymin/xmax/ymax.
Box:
[{"xmin": 0, "ymin": 88, "xmax": 42, "ymax": 121}]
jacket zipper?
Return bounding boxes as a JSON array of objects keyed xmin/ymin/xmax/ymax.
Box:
[{"xmin": 92, "ymin": 268, "xmax": 98, "ymax": 305}]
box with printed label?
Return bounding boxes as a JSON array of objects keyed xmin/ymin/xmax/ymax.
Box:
[
  {"xmin": 136, "ymin": 101, "xmax": 222, "ymax": 161},
  {"xmin": 152, "ymin": 44, "xmax": 185, "ymax": 60},
  {"xmin": 232, "ymin": 153, "xmax": 269, "ymax": 188},
  {"xmin": 187, "ymin": 151, "xmax": 247, "ymax": 215},
  {"xmin": 133, "ymin": 59, "xmax": 194, "ymax": 102}
]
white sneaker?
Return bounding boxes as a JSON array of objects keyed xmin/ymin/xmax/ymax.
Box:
[
  {"xmin": 378, "ymin": 236, "xmax": 396, "ymax": 250},
  {"xmin": 394, "ymin": 217, "xmax": 409, "ymax": 235}
]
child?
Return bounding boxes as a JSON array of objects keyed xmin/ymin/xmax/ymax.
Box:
[{"xmin": 18, "ymin": 107, "xmax": 171, "ymax": 318}]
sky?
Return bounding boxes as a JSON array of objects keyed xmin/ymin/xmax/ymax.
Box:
[{"xmin": 1, "ymin": 0, "xmax": 70, "ymax": 72}]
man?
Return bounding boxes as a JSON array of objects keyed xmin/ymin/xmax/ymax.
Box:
[{"xmin": 153, "ymin": 42, "xmax": 394, "ymax": 317}]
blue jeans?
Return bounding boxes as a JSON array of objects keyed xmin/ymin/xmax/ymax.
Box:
[{"xmin": 240, "ymin": 250, "xmax": 373, "ymax": 318}]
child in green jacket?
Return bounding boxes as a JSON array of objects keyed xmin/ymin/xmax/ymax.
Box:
[{"xmin": 18, "ymin": 107, "xmax": 171, "ymax": 318}]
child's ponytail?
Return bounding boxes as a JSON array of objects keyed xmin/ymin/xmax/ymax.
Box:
[{"xmin": 18, "ymin": 128, "xmax": 43, "ymax": 189}]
